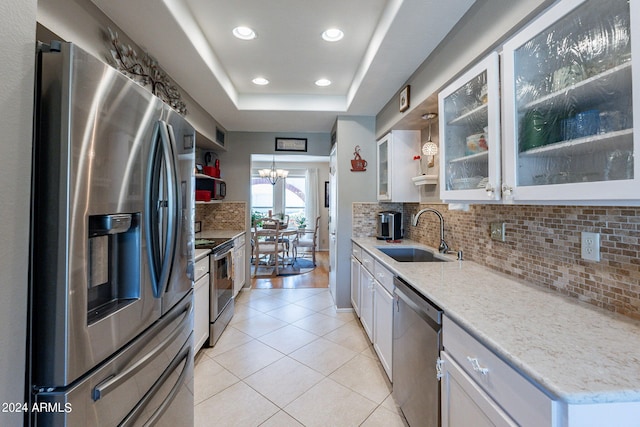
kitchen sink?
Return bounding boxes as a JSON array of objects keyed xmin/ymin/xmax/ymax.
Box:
[{"xmin": 376, "ymin": 247, "xmax": 449, "ymax": 262}]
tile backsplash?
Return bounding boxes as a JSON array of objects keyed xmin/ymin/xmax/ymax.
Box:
[
  {"xmin": 352, "ymin": 202, "xmax": 403, "ymax": 237},
  {"xmin": 196, "ymin": 202, "xmax": 246, "ymax": 231},
  {"xmin": 353, "ymin": 202, "xmax": 640, "ymax": 320}
]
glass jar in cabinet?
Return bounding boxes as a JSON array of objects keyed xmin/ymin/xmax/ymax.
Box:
[
  {"xmin": 502, "ymin": 0, "xmax": 638, "ymax": 202},
  {"xmin": 439, "ymin": 52, "xmax": 501, "ymax": 201}
]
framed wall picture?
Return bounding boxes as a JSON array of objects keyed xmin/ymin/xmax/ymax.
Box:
[
  {"xmin": 324, "ymin": 181, "xmax": 330, "ymax": 208},
  {"xmin": 399, "ymin": 85, "xmax": 410, "ymax": 112},
  {"xmin": 275, "ymin": 137, "xmax": 307, "ymax": 152}
]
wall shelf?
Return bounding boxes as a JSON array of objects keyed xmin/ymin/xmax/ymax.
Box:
[{"xmin": 412, "ymin": 175, "xmax": 438, "ymax": 185}]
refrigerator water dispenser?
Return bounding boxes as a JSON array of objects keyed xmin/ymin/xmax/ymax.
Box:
[{"xmin": 87, "ymin": 213, "xmax": 141, "ymax": 324}]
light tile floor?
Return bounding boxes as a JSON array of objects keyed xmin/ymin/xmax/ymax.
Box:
[{"xmin": 194, "ymin": 288, "xmax": 408, "ymax": 427}]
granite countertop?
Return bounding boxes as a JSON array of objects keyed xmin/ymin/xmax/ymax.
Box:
[
  {"xmin": 197, "ymin": 229, "xmax": 245, "ymax": 240},
  {"xmin": 353, "ymin": 237, "xmax": 640, "ymax": 405},
  {"xmin": 195, "ymin": 248, "xmax": 210, "ymax": 261},
  {"xmin": 194, "ymin": 229, "xmax": 245, "ymax": 261}
]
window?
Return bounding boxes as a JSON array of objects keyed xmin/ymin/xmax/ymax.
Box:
[
  {"xmin": 251, "ymin": 177, "xmax": 274, "ymax": 217},
  {"xmin": 250, "ymin": 173, "xmax": 306, "ymax": 228},
  {"xmin": 285, "ymin": 176, "xmax": 306, "ymax": 225}
]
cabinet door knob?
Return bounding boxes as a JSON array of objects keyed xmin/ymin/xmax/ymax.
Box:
[
  {"xmin": 501, "ymin": 184, "xmax": 513, "ymax": 200},
  {"xmin": 485, "ymin": 184, "xmax": 495, "ymax": 198}
]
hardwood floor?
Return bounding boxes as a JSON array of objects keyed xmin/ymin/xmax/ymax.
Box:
[{"xmin": 251, "ymin": 251, "xmax": 329, "ymax": 289}]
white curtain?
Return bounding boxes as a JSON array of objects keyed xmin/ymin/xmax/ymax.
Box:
[{"xmin": 305, "ymin": 168, "xmax": 320, "ymax": 247}]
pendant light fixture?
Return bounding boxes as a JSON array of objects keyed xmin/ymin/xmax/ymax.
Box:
[
  {"xmin": 421, "ymin": 113, "xmax": 439, "ymax": 168},
  {"xmin": 259, "ymin": 156, "xmax": 289, "ymax": 185}
]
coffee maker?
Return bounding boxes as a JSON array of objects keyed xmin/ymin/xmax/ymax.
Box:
[{"xmin": 377, "ymin": 211, "xmax": 402, "ymax": 240}]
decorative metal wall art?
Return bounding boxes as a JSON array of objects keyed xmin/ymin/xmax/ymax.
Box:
[{"xmin": 107, "ymin": 28, "xmax": 187, "ymax": 115}]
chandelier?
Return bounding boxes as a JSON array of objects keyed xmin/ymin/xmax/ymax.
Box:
[{"xmin": 259, "ymin": 156, "xmax": 289, "ymax": 185}]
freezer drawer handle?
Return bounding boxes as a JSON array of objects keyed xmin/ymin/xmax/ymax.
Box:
[
  {"xmin": 120, "ymin": 341, "xmax": 192, "ymax": 427},
  {"xmin": 92, "ymin": 301, "xmax": 191, "ymax": 401}
]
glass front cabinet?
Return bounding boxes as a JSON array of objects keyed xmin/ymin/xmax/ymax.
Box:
[
  {"xmin": 439, "ymin": 52, "xmax": 501, "ymax": 201},
  {"xmin": 502, "ymin": 0, "xmax": 638, "ymax": 202},
  {"xmin": 377, "ymin": 135, "xmax": 390, "ymax": 200},
  {"xmin": 439, "ymin": 0, "xmax": 638, "ymax": 204},
  {"xmin": 376, "ymin": 131, "xmax": 421, "ymax": 202}
]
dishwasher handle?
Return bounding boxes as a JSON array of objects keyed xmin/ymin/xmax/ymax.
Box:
[{"xmin": 394, "ymin": 276, "xmax": 442, "ymax": 327}]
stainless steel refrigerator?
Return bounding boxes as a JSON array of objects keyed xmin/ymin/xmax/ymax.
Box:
[{"xmin": 27, "ymin": 41, "xmax": 195, "ymax": 426}]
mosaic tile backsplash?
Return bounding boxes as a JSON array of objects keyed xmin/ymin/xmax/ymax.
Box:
[
  {"xmin": 352, "ymin": 202, "xmax": 404, "ymax": 238},
  {"xmin": 196, "ymin": 202, "xmax": 247, "ymax": 231},
  {"xmin": 353, "ymin": 202, "xmax": 640, "ymax": 320}
]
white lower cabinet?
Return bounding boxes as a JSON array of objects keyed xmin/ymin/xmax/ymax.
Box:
[
  {"xmin": 442, "ymin": 315, "xmax": 557, "ymax": 427},
  {"xmin": 351, "ymin": 242, "xmax": 394, "ymax": 381},
  {"xmin": 441, "ymin": 351, "xmax": 516, "ymax": 427},
  {"xmin": 194, "ymin": 255, "xmax": 210, "ymax": 352},
  {"xmin": 359, "ymin": 266, "xmax": 375, "ymax": 341},
  {"xmin": 233, "ymin": 234, "xmax": 246, "ymax": 296},
  {"xmin": 350, "ymin": 256, "xmax": 361, "ymax": 317},
  {"xmin": 373, "ymin": 281, "xmax": 393, "ymax": 380}
]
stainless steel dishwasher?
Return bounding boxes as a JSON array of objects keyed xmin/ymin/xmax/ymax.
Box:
[{"xmin": 393, "ymin": 276, "xmax": 443, "ymax": 427}]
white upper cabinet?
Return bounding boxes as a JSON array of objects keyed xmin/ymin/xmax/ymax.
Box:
[
  {"xmin": 377, "ymin": 131, "xmax": 421, "ymax": 202},
  {"xmin": 502, "ymin": 0, "xmax": 638, "ymax": 203},
  {"xmin": 439, "ymin": 53, "xmax": 501, "ymax": 202}
]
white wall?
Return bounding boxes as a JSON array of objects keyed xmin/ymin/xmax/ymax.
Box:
[
  {"xmin": 334, "ymin": 116, "xmax": 377, "ymax": 308},
  {"xmin": 222, "ymin": 132, "xmax": 332, "ymax": 201},
  {"xmin": 0, "ymin": 0, "xmax": 36, "ymax": 425}
]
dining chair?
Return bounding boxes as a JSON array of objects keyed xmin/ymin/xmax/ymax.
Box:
[
  {"xmin": 252, "ymin": 218, "xmax": 287, "ymax": 276},
  {"xmin": 293, "ymin": 216, "xmax": 320, "ymax": 266}
]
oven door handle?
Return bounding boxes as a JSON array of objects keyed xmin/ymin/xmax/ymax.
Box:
[{"xmin": 213, "ymin": 248, "xmax": 232, "ymax": 261}]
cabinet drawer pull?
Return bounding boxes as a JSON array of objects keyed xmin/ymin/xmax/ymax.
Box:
[{"xmin": 467, "ymin": 356, "xmax": 489, "ymax": 375}]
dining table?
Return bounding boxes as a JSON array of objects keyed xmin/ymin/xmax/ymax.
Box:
[{"xmin": 252, "ymin": 225, "xmax": 300, "ymax": 267}]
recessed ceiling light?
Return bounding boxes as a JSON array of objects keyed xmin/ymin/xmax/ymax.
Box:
[
  {"xmin": 252, "ymin": 77, "xmax": 269, "ymax": 85},
  {"xmin": 233, "ymin": 26, "xmax": 257, "ymax": 40},
  {"xmin": 322, "ymin": 28, "xmax": 344, "ymax": 42},
  {"xmin": 315, "ymin": 79, "xmax": 332, "ymax": 87}
]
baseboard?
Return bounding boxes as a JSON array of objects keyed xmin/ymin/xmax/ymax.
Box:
[{"xmin": 335, "ymin": 307, "xmax": 354, "ymax": 313}]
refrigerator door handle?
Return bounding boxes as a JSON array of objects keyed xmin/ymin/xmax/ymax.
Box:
[
  {"xmin": 119, "ymin": 340, "xmax": 192, "ymax": 427},
  {"xmin": 145, "ymin": 120, "xmax": 179, "ymax": 298},
  {"xmin": 164, "ymin": 121, "xmax": 182, "ymax": 262},
  {"xmin": 92, "ymin": 299, "xmax": 192, "ymax": 401}
]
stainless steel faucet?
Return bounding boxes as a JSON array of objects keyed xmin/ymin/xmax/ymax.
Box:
[{"xmin": 411, "ymin": 208, "xmax": 449, "ymax": 254}]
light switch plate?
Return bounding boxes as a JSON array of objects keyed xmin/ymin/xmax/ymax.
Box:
[
  {"xmin": 490, "ymin": 222, "xmax": 506, "ymax": 242},
  {"xmin": 581, "ymin": 231, "xmax": 600, "ymax": 262}
]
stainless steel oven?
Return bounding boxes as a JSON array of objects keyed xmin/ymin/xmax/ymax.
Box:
[{"xmin": 209, "ymin": 239, "xmax": 234, "ymax": 345}]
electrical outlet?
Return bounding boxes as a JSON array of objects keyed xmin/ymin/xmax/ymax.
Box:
[
  {"xmin": 490, "ymin": 222, "xmax": 506, "ymax": 242},
  {"xmin": 581, "ymin": 232, "xmax": 600, "ymax": 262}
]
